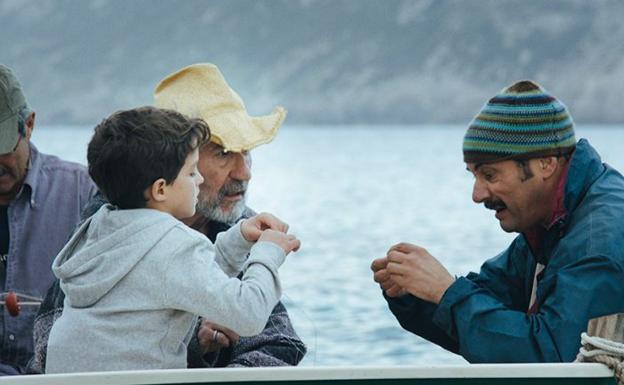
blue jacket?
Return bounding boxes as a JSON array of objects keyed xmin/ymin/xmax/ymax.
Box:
[{"xmin": 386, "ymin": 139, "xmax": 624, "ymax": 363}]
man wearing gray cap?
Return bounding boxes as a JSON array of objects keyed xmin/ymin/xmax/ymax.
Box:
[{"xmin": 0, "ymin": 65, "xmax": 97, "ymax": 375}]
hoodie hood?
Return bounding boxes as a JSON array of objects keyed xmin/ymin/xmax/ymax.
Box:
[{"xmin": 52, "ymin": 204, "xmax": 179, "ymax": 307}]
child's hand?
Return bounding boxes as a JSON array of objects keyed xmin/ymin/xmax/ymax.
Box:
[
  {"xmin": 259, "ymin": 229, "xmax": 301, "ymax": 255},
  {"xmin": 241, "ymin": 213, "xmax": 289, "ymax": 242}
]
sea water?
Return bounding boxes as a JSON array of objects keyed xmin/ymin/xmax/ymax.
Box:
[{"xmin": 33, "ymin": 125, "xmax": 624, "ymax": 366}]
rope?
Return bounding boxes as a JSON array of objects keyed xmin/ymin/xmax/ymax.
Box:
[{"xmin": 577, "ymin": 332, "xmax": 624, "ymax": 385}]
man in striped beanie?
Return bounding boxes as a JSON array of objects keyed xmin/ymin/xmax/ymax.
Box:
[
  {"xmin": 462, "ymin": 80, "xmax": 576, "ymax": 233},
  {"xmin": 372, "ymin": 80, "xmax": 624, "ymax": 363}
]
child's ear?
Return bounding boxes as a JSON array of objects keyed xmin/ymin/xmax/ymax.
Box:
[{"xmin": 148, "ymin": 178, "xmax": 168, "ymax": 202}]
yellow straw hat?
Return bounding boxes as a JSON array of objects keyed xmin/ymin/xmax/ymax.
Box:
[{"xmin": 154, "ymin": 63, "xmax": 286, "ymax": 152}]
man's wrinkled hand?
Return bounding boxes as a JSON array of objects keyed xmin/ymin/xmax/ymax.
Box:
[
  {"xmin": 197, "ymin": 320, "xmax": 240, "ymax": 355},
  {"xmin": 385, "ymin": 242, "xmax": 455, "ymax": 304},
  {"xmin": 371, "ymin": 257, "xmax": 408, "ymax": 298}
]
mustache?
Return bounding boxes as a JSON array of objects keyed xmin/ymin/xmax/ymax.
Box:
[
  {"xmin": 484, "ymin": 199, "xmax": 507, "ymax": 211},
  {"xmin": 219, "ymin": 180, "xmax": 248, "ymax": 197}
]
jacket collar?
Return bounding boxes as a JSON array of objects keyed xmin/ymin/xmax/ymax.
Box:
[
  {"xmin": 563, "ymin": 139, "xmax": 604, "ymax": 215},
  {"xmin": 524, "ymin": 139, "xmax": 604, "ymax": 263}
]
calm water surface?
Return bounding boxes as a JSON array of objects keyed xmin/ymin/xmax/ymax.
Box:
[{"xmin": 33, "ymin": 125, "xmax": 624, "ymax": 366}]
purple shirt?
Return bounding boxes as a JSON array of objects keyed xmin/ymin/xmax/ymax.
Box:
[{"xmin": 1, "ymin": 144, "xmax": 96, "ymax": 374}]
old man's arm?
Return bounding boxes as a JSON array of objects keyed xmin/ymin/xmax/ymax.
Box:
[{"xmin": 187, "ymin": 301, "xmax": 306, "ymax": 367}]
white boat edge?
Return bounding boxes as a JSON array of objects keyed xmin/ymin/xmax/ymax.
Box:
[{"xmin": 0, "ymin": 363, "xmax": 614, "ymax": 385}]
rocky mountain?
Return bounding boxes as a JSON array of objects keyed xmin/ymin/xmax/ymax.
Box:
[{"xmin": 1, "ymin": 0, "xmax": 623, "ymax": 125}]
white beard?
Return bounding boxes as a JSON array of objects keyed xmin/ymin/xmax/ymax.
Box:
[{"xmin": 198, "ymin": 197, "xmax": 247, "ymax": 225}]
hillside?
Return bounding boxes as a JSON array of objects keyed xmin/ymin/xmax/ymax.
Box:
[{"xmin": 1, "ymin": 0, "xmax": 622, "ymax": 125}]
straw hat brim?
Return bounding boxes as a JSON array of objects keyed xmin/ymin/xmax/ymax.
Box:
[
  {"xmin": 154, "ymin": 63, "xmax": 287, "ymax": 152},
  {"xmin": 204, "ymin": 106, "xmax": 286, "ymax": 152}
]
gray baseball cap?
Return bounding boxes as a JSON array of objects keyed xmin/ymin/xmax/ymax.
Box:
[{"xmin": 0, "ymin": 65, "xmax": 28, "ymax": 154}]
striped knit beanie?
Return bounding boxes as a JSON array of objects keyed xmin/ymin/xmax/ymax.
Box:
[{"xmin": 463, "ymin": 80, "xmax": 576, "ymax": 164}]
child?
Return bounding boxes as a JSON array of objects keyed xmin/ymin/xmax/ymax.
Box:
[{"xmin": 45, "ymin": 107, "xmax": 300, "ymax": 373}]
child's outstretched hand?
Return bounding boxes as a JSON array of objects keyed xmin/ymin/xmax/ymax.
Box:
[
  {"xmin": 241, "ymin": 213, "xmax": 289, "ymax": 242},
  {"xmin": 259, "ymin": 229, "xmax": 301, "ymax": 255}
]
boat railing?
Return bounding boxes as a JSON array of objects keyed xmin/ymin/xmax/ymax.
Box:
[{"xmin": 0, "ymin": 363, "xmax": 615, "ymax": 385}]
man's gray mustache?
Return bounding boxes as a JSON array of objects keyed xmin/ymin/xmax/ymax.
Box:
[{"xmin": 220, "ymin": 181, "xmax": 247, "ymax": 197}]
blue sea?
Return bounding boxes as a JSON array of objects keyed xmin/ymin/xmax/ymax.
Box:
[{"xmin": 33, "ymin": 125, "xmax": 624, "ymax": 366}]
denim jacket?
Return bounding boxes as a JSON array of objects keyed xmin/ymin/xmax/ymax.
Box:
[{"xmin": 1, "ymin": 144, "xmax": 96, "ymax": 374}]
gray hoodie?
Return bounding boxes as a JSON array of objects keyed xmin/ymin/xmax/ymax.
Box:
[{"xmin": 45, "ymin": 205, "xmax": 285, "ymax": 373}]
